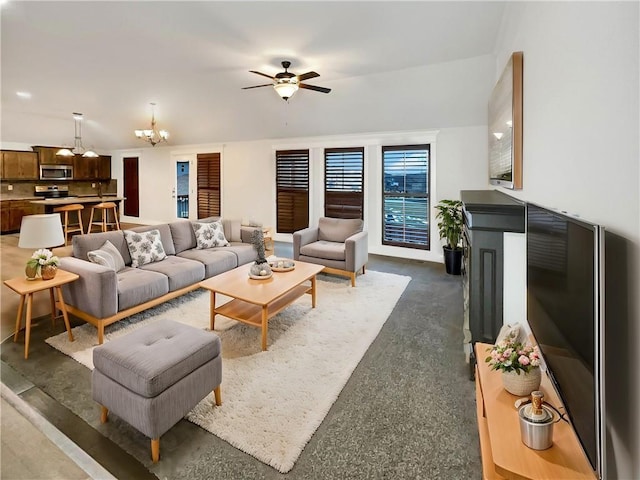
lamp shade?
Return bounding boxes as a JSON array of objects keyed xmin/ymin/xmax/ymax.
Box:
[
  {"xmin": 274, "ymin": 82, "xmax": 299, "ymax": 100},
  {"xmin": 18, "ymin": 214, "xmax": 65, "ymax": 249}
]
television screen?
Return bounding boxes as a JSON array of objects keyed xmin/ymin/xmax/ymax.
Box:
[{"xmin": 526, "ymin": 203, "xmax": 604, "ymax": 476}]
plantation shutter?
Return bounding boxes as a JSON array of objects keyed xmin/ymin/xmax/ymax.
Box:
[
  {"xmin": 324, "ymin": 147, "xmax": 364, "ymax": 219},
  {"xmin": 276, "ymin": 149, "xmax": 309, "ymax": 233},
  {"xmin": 197, "ymin": 153, "xmax": 221, "ymax": 218},
  {"xmin": 382, "ymin": 144, "xmax": 430, "ymax": 250}
]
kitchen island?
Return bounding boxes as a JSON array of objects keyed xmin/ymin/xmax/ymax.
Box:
[{"xmin": 31, "ymin": 195, "xmax": 125, "ymax": 233}]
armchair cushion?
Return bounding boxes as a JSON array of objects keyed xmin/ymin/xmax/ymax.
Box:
[
  {"xmin": 317, "ymin": 217, "xmax": 363, "ymax": 243},
  {"xmin": 300, "ymin": 241, "xmax": 346, "ymax": 261}
]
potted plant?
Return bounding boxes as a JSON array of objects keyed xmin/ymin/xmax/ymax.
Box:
[
  {"xmin": 25, "ymin": 248, "xmax": 60, "ymax": 280},
  {"xmin": 485, "ymin": 340, "xmax": 542, "ymax": 396},
  {"xmin": 435, "ymin": 199, "xmax": 463, "ymax": 275}
]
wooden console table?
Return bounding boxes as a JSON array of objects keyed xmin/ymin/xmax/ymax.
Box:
[{"xmin": 475, "ymin": 343, "xmax": 596, "ymax": 480}]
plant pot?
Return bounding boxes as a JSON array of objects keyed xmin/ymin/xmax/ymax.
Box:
[
  {"xmin": 443, "ymin": 246, "xmax": 462, "ymax": 275},
  {"xmin": 41, "ymin": 265, "xmax": 58, "ymax": 281},
  {"xmin": 501, "ymin": 368, "xmax": 541, "ymax": 396},
  {"xmin": 25, "ymin": 264, "xmax": 40, "ymax": 280}
]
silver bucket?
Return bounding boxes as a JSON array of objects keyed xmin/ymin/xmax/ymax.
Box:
[{"xmin": 518, "ymin": 404, "xmax": 560, "ymax": 450}]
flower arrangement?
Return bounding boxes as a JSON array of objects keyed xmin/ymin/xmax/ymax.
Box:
[
  {"xmin": 26, "ymin": 248, "xmax": 60, "ymax": 270},
  {"xmin": 485, "ymin": 340, "xmax": 541, "ymax": 374}
]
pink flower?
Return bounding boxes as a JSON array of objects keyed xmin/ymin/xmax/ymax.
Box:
[{"xmin": 518, "ymin": 355, "xmax": 530, "ymax": 366}]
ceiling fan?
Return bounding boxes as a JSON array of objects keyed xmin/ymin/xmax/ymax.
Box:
[{"xmin": 242, "ymin": 61, "xmax": 331, "ymax": 101}]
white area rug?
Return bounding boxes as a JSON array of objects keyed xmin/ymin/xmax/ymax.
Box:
[{"xmin": 46, "ymin": 270, "xmax": 410, "ymax": 473}]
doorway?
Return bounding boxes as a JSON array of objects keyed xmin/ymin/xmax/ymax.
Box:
[
  {"xmin": 175, "ymin": 160, "xmax": 190, "ymax": 219},
  {"xmin": 123, "ymin": 157, "xmax": 139, "ymax": 217}
]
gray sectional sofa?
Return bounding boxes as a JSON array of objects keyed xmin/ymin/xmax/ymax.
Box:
[{"xmin": 60, "ymin": 218, "xmax": 259, "ymax": 344}]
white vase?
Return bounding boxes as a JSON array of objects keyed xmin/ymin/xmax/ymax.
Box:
[{"xmin": 501, "ymin": 368, "xmax": 541, "ymax": 396}]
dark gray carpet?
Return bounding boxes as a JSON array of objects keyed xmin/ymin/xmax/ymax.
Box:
[{"xmin": 1, "ymin": 245, "xmax": 481, "ymax": 479}]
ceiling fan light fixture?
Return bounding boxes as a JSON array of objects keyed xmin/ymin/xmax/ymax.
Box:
[
  {"xmin": 274, "ymin": 82, "xmax": 299, "ymax": 101},
  {"xmin": 134, "ymin": 103, "xmax": 169, "ymax": 146}
]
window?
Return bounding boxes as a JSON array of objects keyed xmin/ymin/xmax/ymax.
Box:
[
  {"xmin": 382, "ymin": 145, "xmax": 430, "ymax": 250},
  {"xmin": 197, "ymin": 153, "xmax": 221, "ymax": 218},
  {"xmin": 324, "ymin": 147, "xmax": 364, "ymax": 219},
  {"xmin": 276, "ymin": 149, "xmax": 309, "ymax": 233}
]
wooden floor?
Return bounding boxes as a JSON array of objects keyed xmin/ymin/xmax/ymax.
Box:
[{"xmin": 0, "ymin": 223, "xmax": 140, "ymax": 341}]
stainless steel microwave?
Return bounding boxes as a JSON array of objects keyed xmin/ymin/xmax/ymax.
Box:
[{"xmin": 40, "ymin": 164, "xmax": 73, "ymax": 180}]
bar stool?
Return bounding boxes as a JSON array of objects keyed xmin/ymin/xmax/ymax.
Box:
[
  {"xmin": 88, "ymin": 202, "xmax": 121, "ymax": 233},
  {"xmin": 53, "ymin": 204, "xmax": 84, "ymax": 245}
]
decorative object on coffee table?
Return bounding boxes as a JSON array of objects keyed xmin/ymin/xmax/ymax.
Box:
[
  {"xmin": 249, "ymin": 229, "xmax": 272, "ymax": 278},
  {"xmin": 485, "ymin": 339, "xmax": 541, "ymax": 396},
  {"xmin": 269, "ymin": 258, "xmax": 295, "ymax": 272}
]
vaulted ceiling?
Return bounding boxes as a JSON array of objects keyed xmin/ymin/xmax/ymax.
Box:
[{"xmin": 1, "ymin": 1, "xmax": 505, "ymax": 151}]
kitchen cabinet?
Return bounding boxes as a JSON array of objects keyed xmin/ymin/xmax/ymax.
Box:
[
  {"xmin": 31, "ymin": 146, "xmax": 74, "ymax": 166},
  {"xmin": 73, "ymin": 154, "xmax": 111, "ymax": 180},
  {"xmin": 98, "ymin": 155, "xmax": 111, "ymax": 180},
  {"xmin": 0, "ymin": 200, "xmax": 44, "ymax": 233},
  {"xmin": 1, "ymin": 150, "xmax": 39, "ymax": 180}
]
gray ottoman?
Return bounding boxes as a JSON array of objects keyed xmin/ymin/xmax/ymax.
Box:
[{"xmin": 92, "ymin": 318, "xmax": 222, "ymax": 462}]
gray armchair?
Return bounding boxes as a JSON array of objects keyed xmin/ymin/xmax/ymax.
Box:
[{"xmin": 293, "ymin": 217, "xmax": 368, "ymax": 286}]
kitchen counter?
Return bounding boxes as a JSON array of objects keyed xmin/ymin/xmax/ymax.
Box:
[{"xmin": 30, "ymin": 195, "xmax": 123, "ymax": 206}]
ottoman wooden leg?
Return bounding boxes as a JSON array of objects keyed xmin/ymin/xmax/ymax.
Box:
[
  {"xmin": 151, "ymin": 438, "xmax": 160, "ymax": 463},
  {"xmin": 214, "ymin": 385, "xmax": 222, "ymax": 406},
  {"xmin": 100, "ymin": 406, "xmax": 109, "ymax": 423}
]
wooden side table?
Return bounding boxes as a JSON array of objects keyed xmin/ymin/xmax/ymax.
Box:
[
  {"xmin": 262, "ymin": 226, "xmax": 274, "ymax": 256},
  {"xmin": 3, "ymin": 269, "xmax": 79, "ymax": 359}
]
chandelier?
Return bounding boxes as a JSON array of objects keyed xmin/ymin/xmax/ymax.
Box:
[
  {"xmin": 56, "ymin": 113, "xmax": 98, "ymax": 158},
  {"xmin": 134, "ymin": 103, "xmax": 169, "ymax": 146}
]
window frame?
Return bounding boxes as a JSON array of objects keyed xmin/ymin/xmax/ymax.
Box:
[
  {"xmin": 275, "ymin": 149, "xmax": 310, "ymax": 233},
  {"xmin": 381, "ymin": 144, "xmax": 431, "ymax": 250},
  {"xmin": 324, "ymin": 147, "xmax": 365, "ymax": 219}
]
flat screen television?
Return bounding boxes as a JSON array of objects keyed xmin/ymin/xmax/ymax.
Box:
[{"xmin": 526, "ymin": 203, "xmax": 605, "ymax": 478}]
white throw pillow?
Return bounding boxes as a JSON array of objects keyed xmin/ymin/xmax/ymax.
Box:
[
  {"xmin": 192, "ymin": 221, "xmax": 229, "ymax": 249},
  {"xmin": 123, "ymin": 229, "xmax": 167, "ymax": 267},
  {"xmin": 87, "ymin": 240, "xmax": 126, "ymax": 272}
]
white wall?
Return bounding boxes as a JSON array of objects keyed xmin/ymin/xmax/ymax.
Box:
[
  {"xmin": 493, "ymin": 3, "xmax": 640, "ymax": 478},
  {"xmin": 112, "ymin": 125, "xmax": 489, "ymax": 264}
]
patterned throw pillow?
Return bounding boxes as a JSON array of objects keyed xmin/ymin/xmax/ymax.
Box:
[
  {"xmin": 123, "ymin": 229, "xmax": 167, "ymax": 267},
  {"xmin": 87, "ymin": 240, "xmax": 126, "ymax": 272},
  {"xmin": 192, "ymin": 221, "xmax": 229, "ymax": 249}
]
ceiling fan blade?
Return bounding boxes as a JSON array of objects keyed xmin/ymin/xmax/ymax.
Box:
[
  {"xmin": 249, "ymin": 70, "xmax": 275, "ymax": 80},
  {"xmin": 242, "ymin": 84, "xmax": 273, "ymax": 90},
  {"xmin": 297, "ymin": 71, "xmax": 320, "ymax": 81},
  {"xmin": 299, "ymin": 83, "xmax": 331, "ymax": 94}
]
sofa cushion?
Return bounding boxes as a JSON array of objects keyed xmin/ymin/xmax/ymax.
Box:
[
  {"xmin": 139, "ymin": 256, "xmax": 205, "ymax": 292},
  {"xmin": 318, "ymin": 217, "xmax": 363, "ymax": 243},
  {"xmin": 169, "ymin": 220, "xmax": 197, "ymax": 254},
  {"xmin": 87, "ymin": 240, "xmax": 126, "ymax": 272},
  {"xmin": 300, "ymin": 240, "xmax": 346, "ymax": 261},
  {"xmin": 124, "ymin": 229, "xmax": 167, "ymax": 267},
  {"xmin": 93, "ymin": 318, "xmax": 221, "ymax": 398},
  {"xmin": 177, "ymin": 249, "xmax": 238, "ymax": 278},
  {"xmin": 73, "ymin": 230, "xmax": 131, "ymax": 265},
  {"xmin": 129, "ymin": 224, "xmax": 176, "ymax": 256},
  {"xmin": 224, "ymin": 243, "xmax": 257, "ymax": 266},
  {"xmin": 222, "ymin": 219, "xmax": 242, "ymax": 243},
  {"xmin": 192, "ymin": 221, "xmax": 229, "ymax": 248},
  {"xmin": 116, "ymin": 268, "xmax": 169, "ymax": 311}
]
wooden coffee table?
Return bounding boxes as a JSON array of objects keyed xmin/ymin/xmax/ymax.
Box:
[{"xmin": 199, "ymin": 261, "xmax": 324, "ymax": 351}]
